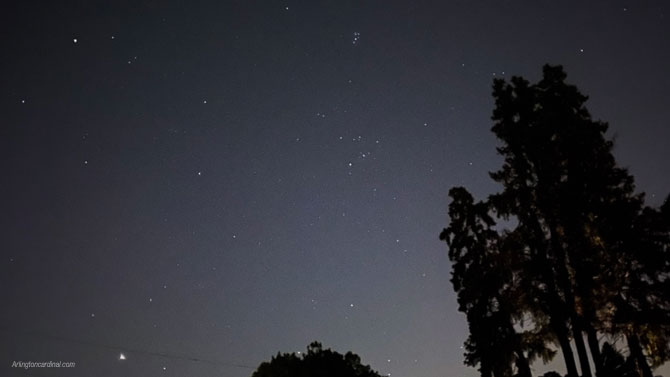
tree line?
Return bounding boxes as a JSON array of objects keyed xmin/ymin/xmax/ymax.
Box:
[{"xmin": 440, "ymin": 65, "xmax": 670, "ymax": 377}]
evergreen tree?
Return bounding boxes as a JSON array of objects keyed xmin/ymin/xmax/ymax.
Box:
[{"xmin": 441, "ymin": 65, "xmax": 670, "ymax": 377}]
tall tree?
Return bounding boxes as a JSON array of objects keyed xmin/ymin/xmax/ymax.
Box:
[
  {"xmin": 487, "ymin": 65, "xmax": 600, "ymax": 377},
  {"xmin": 441, "ymin": 65, "xmax": 669, "ymax": 377}
]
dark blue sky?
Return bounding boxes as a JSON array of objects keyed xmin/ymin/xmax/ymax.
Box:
[{"xmin": 2, "ymin": 1, "xmax": 669, "ymax": 377}]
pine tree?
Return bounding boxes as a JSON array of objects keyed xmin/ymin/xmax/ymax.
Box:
[{"xmin": 441, "ymin": 65, "xmax": 670, "ymax": 377}]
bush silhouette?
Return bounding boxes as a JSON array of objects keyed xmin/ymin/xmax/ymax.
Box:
[{"xmin": 252, "ymin": 341, "xmax": 382, "ymax": 377}]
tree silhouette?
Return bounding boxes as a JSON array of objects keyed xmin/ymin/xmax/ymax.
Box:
[
  {"xmin": 440, "ymin": 187, "xmax": 549, "ymax": 377},
  {"xmin": 441, "ymin": 65, "xmax": 670, "ymax": 377},
  {"xmin": 251, "ymin": 342, "xmax": 382, "ymax": 377}
]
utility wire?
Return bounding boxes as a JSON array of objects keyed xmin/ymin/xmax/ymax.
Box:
[{"xmin": 2, "ymin": 325, "xmax": 256, "ymax": 370}]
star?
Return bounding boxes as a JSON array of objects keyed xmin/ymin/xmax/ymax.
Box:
[
  {"xmin": 119, "ymin": 353, "xmax": 126, "ymax": 360},
  {"xmin": 73, "ymin": 38, "xmax": 78, "ymax": 43}
]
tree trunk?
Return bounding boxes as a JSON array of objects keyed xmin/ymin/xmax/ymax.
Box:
[
  {"xmin": 571, "ymin": 321, "xmax": 592, "ymax": 377},
  {"xmin": 565, "ymin": 223, "xmax": 602, "ymax": 377},
  {"xmin": 585, "ymin": 325, "xmax": 602, "ymax": 376},
  {"xmin": 524, "ymin": 213, "xmax": 579, "ymax": 377},
  {"xmin": 551, "ymin": 315, "xmax": 579, "ymax": 377},
  {"xmin": 547, "ymin": 222, "xmax": 592, "ymax": 377},
  {"xmin": 531, "ymin": 224, "xmax": 579, "ymax": 377},
  {"xmin": 627, "ymin": 334, "xmax": 653, "ymax": 377}
]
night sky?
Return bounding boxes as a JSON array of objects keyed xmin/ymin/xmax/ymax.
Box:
[{"xmin": 2, "ymin": 1, "xmax": 670, "ymax": 377}]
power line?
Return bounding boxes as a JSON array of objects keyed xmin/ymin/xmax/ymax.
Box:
[{"xmin": 1, "ymin": 325, "xmax": 256, "ymax": 370}]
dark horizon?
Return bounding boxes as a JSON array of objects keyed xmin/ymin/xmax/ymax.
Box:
[{"xmin": 2, "ymin": 1, "xmax": 670, "ymax": 377}]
